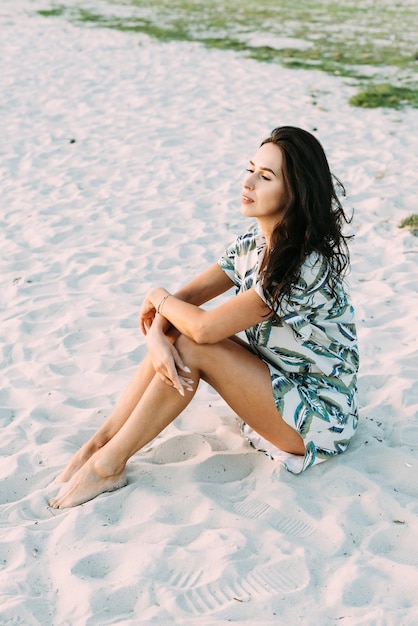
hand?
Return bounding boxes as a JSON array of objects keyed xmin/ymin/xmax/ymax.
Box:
[
  {"xmin": 146, "ymin": 329, "xmax": 193, "ymax": 396},
  {"xmin": 139, "ymin": 295, "xmax": 156, "ymax": 335},
  {"xmin": 138, "ymin": 288, "xmax": 169, "ymax": 335}
]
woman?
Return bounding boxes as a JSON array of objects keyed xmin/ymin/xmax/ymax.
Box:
[{"xmin": 49, "ymin": 126, "xmax": 359, "ymax": 509}]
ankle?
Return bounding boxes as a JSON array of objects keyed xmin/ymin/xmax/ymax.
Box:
[{"xmin": 93, "ymin": 453, "xmax": 125, "ymax": 479}]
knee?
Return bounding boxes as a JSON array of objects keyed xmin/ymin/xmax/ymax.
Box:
[
  {"xmin": 175, "ymin": 334, "xmax": 198, "ymax": 357},
  {"xmin": 174, "ymin": 334, "xmax": 206, "ymax": 369}
]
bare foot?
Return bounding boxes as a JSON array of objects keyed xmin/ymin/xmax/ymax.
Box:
[
  {"xmin": 54, "ymin": 450, "xmax": 91, "ymax": 484},
  {"xmin": 54, "ymin": 439, "xmax": 105, "ymax": 484},
  {"xmin": 49, "ymin": 455, "xmax": 127, "ymax": 509}
]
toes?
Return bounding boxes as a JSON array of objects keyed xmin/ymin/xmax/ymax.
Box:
[{"xmin": 47, "ymin": 467, "xmax": 128, "ymax": 509}]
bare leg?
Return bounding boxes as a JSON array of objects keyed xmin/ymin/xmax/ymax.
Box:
[
  {"xmin": 186, "ymin": 336, "xmax": 305, "ymax": 454},
  {"xmin": 56, "ymin": 333, "xmax": 246, "ymax": 483},
  {"xmin": 49, "ymin": 369, "xmax": 198, "ymax": 508},
  {"xmin": 49, "ymin": 337, "xmax": 304, "ymax": 509},
  {"xmin": 54, "ymin": 352, "xmax": 157, "ymax": 483}
]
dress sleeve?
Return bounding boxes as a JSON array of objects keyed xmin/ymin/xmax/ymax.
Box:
[
  {"xmin": 217, "ymin": 238, "xmax": 238, "ymax": 286},
  {"xmin": 218, "ymin": 240, "xmax": 239, "ymax": 287},
  {"xmin": 218, "ymin": 223, "xmax": 265, "ymax": 291}
]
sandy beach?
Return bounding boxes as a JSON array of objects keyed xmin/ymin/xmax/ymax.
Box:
[{"xmin": 1, "ymin": 1, "xmax": 418, "ymax": 624}]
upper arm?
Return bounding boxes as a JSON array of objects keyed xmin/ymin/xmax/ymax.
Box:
[{"xmin": 175, "ymin": 263, "xmax": 235, "ymax": 306}]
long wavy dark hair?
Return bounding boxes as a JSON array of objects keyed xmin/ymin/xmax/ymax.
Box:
[{"xmin": 259, "ymin": 126, "xmax": 352, "ymax": 311}]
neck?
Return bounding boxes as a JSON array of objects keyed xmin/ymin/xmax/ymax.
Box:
[{"xmin": 256, "ymin": 219, "xmax": 274, "ymax": 250}]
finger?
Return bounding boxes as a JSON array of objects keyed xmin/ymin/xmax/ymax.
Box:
[
  {"xmin": 172, "ymin": 347, "xmax": 191, "ymax": 375},
  {"xmin": 158, "ymin": 369, "xmax": 185, "ymax": 395},
  {"xmin": 178, "ymin": 376, "xmax": 194, "ymax": 385},
  {"xmin": 169, "ymin": 370, "xmax": 185, "ymax": 396},
  {"xmin": 158, "ymin": 373, "xmax": 174, "ymax": 386},
  {"xmin": 178, "ymin": 375, "xmax": 195, "ymax": 389}
]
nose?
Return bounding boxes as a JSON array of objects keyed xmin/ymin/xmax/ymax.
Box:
[{"xmin": 244, "ymin": 171, "xmax": 255, "ymax": 189}]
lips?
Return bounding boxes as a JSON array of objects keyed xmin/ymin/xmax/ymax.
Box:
[{"xmin": 241, "ymin": 194, "xmax": 254, "ymax": 204}]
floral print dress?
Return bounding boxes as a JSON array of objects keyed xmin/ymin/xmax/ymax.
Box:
[{"xmin": 218, "ymin": 222, "xmax": 359, "ymax": 473}]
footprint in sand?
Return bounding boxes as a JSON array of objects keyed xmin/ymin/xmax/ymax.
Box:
[
  {"xmin": 232, "ymin": 498, "xmax": 315, "ymax": 538},
  {"xmin": 367, "ymin": 525, "xmax": 418, "ymax": 568},
  {"xmin": 71, "ymin": 550, "xmax": 112, "ymax": 579},
  {"xmin": 324, "ymin": 468, "xmax": 372, "ymax": 499},
  {"xmin": 173, "ymin": 558, "xmax": 309, "ymax": 615},
  {"xmin": 145, "ymin": 433, "xmax": 213, "ymax": 465},
  {"xmin": 193, "ymin": 452, "xmax": 256, "ymax": 484}
]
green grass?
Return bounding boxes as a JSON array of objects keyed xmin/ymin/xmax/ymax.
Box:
[
  {"xmin": 38, "ymin": 7, "xmax": 66, "ymax": 16},
  {"xmin": 399, "ymin": 214, "xmax": 418, "ymax": 235},
  {"xmin": 349, "ymin": 84, "xmax": 418, "ymax": 108},
  {"xmin": 37, "ymin": 0, "xmax": 418, "ymax": 108}
]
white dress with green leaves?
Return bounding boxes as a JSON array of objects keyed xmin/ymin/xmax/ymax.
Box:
[{"xmin": 218, "ymin": 222, "xmax": 359, "ymax": 474}]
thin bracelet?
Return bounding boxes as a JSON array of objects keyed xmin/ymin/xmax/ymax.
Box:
[{"xmin": 157, "ymin": 293, "xmax": 170, "ymax": 315}]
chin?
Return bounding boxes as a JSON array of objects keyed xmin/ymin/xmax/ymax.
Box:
[{"xmin": 241, "ymin": 206, "xmax": 253, "ymax": 217}]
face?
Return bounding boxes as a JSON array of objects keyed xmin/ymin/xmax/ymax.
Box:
[{"xmin": 241, "ymin": 142, "xmax": 286, "ymax": 230}]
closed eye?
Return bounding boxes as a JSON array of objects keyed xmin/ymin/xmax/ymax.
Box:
[{"xmin": 246, "ymin": 168, "xmax": 270, "ymax": 180}]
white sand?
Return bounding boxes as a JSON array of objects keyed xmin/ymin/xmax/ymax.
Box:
[{"xmin": 1, "ymin": 2, "xmax": 418, "ymax": 624}]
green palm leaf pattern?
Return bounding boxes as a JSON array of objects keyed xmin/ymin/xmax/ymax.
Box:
[
  {"xmin": 271, "ymin": 373, "xmax": 294, "ymax": 397},
  {"xmin": 270, "ymin": 375, "xmax": 291, "ymax": 415},
  {"xmin": 243, "ymin": 267, "xmax": 257, "ymax": 291},
  {"xmin": 253, "ymin": 320, "xmax": 272, "ymax": 346},
  {"xmin": 218, "ymin": 255, "xmax": 234, "ymax": 274},
  {"xmin": 270, "ymin": 347, "xmax": 315, "ymax": 370},
  {"xmin": 337, "ymin": 323, "xmax": 357, "ymax": 342},
  {"xmin": 235, "ymin": 231, "xmax": 257, "ymax": 257},
  {"xmin": 299, "ymin": 386, "xmax": 330, "ymax": 421},
  {"xmin": 325, "ymin": 298, "xmax": 349, "ymax": 319},
  {"xmin": 283, "ymin": 311, "xmax": 310, "ymax": 335},
  {"xmin": 310, "ymin": 374, "xmax": 353, "ymax": 402},
  {"xmin": 302, "ymin": 340, "xmax": 334, "ymax": 358},
  {"xmin": 349, "ymin": 349, "xmax": 360, "ymax": 371},
  {"xmin": 305, "ymin": 257, "xmax": 330, "ymax": 296},
  {"xmin": 334, "ymin": 439, "xmax": 352, "ymax": 454},
  {"xmin": 294, "ymin": 401, "xmax": 314, "ymax": 436},
  {"xmin": 315, "ymin": 446, "xmax": 339, "ymax": 460},
  {"xmin": 300, "ymin": 441, "xmax": 317, "ymax": 471},
  {"xmin": 331, "ymin": 361, "xmax": 355, "ymax": 377},
  {"xmin": 292, "ymin": 275, "xmax": 308, "ymax": 297},
  {"xmin": 321, "ymin": 283, "xmax": 335, "ymax": 300},
  {"xmin": 326, "ymin": 403, "xmax": 348, "ymax": 426}
]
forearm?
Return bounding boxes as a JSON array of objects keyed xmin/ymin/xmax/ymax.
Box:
[
  {"xmin": 148, "ymin": 288, "xmax": 206, "ymax": 343},
  {"xmin": 143, "ymin": 282, "xmax": 272, "ymax": 345},
  {"xmin": 140, "ymin": 264, "xmax": 237, "ymax": 342},
  {"xmin": 146, "ymin": 282, "xmax": 208, "ymax": 339}
]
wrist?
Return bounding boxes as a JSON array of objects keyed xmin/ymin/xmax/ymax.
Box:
[
  {"xmin": 156, "ymin": 292, "xmax": 170, "ymax": 315},
  {"xmin": 149, "ymin": 287, "xmax": 167, "ymax": 307},
  {"xmin": 150, "ymin": 288, "xmax": 171, "ymax": 316}
]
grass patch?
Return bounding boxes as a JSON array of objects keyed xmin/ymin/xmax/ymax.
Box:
[
  {"xmin": 37, "ymin": 6, "xmax": 66, "ymax": 17},
  {"xmin": 399, "ymin": 214, "xmax": 418, "ymax": 236},
  {"xmin": 37, "ymin": 0, "xmax": 418, "ymax": 108},
  {"xmin": 349, "ymin": 83, "xmax": 418, "ymax": 109}
]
